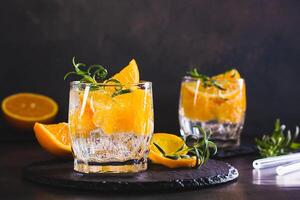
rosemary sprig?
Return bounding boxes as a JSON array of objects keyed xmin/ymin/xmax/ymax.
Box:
[
  {"xmin": 187, "ymin": 68, "xmax": 226, "ymax": 91},
  {"xmin": 64, "ymin": 57, "xmax": 131, "ymax": 97},
  {"xmin": 153, "ymin": 126, "xmax": 217, "ymax": 168},
  {"xmin": 255, "ymin": 119, "xmax": 300, "ymax": 158},
  {"xmin": 64, "ymin": 57, "xmax": 108, "ymax": 83}
]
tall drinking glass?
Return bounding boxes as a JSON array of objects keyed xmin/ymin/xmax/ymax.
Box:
[
  {"xmin": 68, "ymin": 81, "xmax": 153, "ymax": 173},
  {"xmin": 179, "ymin": 76, "xmax": 246, "ymax": 148}
]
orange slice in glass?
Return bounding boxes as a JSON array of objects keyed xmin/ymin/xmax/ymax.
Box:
[
  {"xmin": 181, "ymin": 69, "xmax": 246, "ymax": 123},
  {"xmin": 212, "ymin": 69, "xmax": 241, "ymax": 80},
  {"xmin": 1, "ymin": 93, "xmax": 58, "ymax": 130},
  {"xmin": 92, "ymin": 89, "xmax": 153, "ymax": 134},
  {"xmin": 111, "ymin": 59, "xmax": 139, "ymax": 84},
  {"xmin": 34, "ymin": 122, "xmax": 71, "ymax": 157},
  {"xmin": 70, "ymin": 59, "xmax": 153, "ymax": 135},
  {"xmin": 149, "ymin": 133, "xmax": 197, "ymax": 168}
]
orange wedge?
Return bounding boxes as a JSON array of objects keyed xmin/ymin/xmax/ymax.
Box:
[
  {"xmin": 1, "ymin": 93, "xmax": 58, "ymax": 130},
  {"xmin": 34, "ymin": 122, "xmax": 71, "ymax": 157},
  {"xmin": 149, "ymin": 133, "xmax": 197, "ymax": 168},
  {"xmin": 92, "ymin": 89, "xmax": 153, "ymax": 134},
  {"xmin": 112, "ymin": 59, "xmax": 139, "ymax": 83},
  {"xmin": 212, "ymin": 69, "xmax": 241, "ymax": 80}
]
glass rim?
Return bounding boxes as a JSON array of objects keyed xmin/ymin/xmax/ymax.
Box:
[
  {"xmin": 70, "ymin": 80, "xmax": 152, "ymax": 87},
  {"xmin": 182, "ymin": 76, "xmax": 245, "ymax": 82}
]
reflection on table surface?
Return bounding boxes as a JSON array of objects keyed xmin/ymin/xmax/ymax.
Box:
[{"xmin": 252, "ymin": 167, "xmax": 300, "ymax": 187}]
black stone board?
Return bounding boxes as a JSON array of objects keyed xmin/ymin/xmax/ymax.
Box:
[{"xmin": 23, "ymin": 159, "xmax": 238, "ymax": 192}]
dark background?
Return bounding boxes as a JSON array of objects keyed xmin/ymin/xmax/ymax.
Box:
[{"xmin": 1, "ymin": 0, "xmax": 300, "ymax": 140}]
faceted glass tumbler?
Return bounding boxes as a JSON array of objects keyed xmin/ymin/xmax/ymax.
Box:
[{"xmin": 68, "ymin": 81, "xmax": 154, "ymax": 173}]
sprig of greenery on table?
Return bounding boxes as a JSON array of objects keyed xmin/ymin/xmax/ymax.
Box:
[
  {"xmin": 255, "ymin": 119, "xmax": 300, "ymax": 157},
  {"xmin": 154, "ymin": 126, "xmax": 217, "ymax": 168},
  {"xmin": 187, "ymin": 68, "xmax": 226, "ymax": 91},
  {"xmin": 64, "ymin": 57, "xmax": 131, "ymax": 97}
]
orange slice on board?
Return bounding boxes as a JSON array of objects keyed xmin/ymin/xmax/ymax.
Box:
[
  {"xmin": 34, "ymin": 122, "xmax": 71, "ymax": 157},
  {"xmin": 149, "ymin": 133, "xmax": 197, "ymax": 168},
  {"xmin": 1, "ymin": 93, "xmax": 58, "ymax": 130}
]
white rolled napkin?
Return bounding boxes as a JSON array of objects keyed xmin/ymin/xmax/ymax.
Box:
[
  {"xmin": 252, "ymin": 152, "xmax": 300, "ymax": 169},
  {"xmin": 276, "ymin": 161, "xmax": 300, "ymax": 175}
]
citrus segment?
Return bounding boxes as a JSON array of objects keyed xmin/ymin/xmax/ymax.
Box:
[
  {"xmin": 215, "ymin": 83, "xmax": 246, "ymax": 122},
  {"xmin": 150, "ymin": 133, "xmax": 186, "ymax": 155},
  {"xmin": 181, "ymin": 69, "xmax": 246, "ymax": 123},
  {"xmin": 149, "ymin": 151, "xmax": 197, "ymax": 168},
  {"xmin": 69, "ymin": 99, "xmax": 96, "ymax": 137},
  {"xmin": 1, "ymin": 93, "xmax": 58, "ymax": 129},
  {"xmin": 111, "ymin": 59, "xmax": 139, "ymax": 84},
  {"xmin": 92, "ymin": 89, "xmax": 153, "ymax": 134},
  {"xmin": 212, "ymin": 69, "xmax": 241, "ymax": 80},
  {"xmin": 69, "ymin": 59, "xmax": 153, "ymax": 136},
  {"xmin": 34, "ymin": 122, "xmax": 71, "ymax": 157},
  {"xmin": 149, "ymin": 133, "xmax": 197, "ymax": 168}
]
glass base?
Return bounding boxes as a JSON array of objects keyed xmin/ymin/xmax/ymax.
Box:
[
  {"xmin": 179, "ymin": 115, "xmax": 244, "ymax": 149},
  {"xmin": 180, "ymin": 129, "xmax": 240, "ymax": 149},
  {"xmin": 74, "ymin": 158, "xmax": 147, "ymax": 173}
]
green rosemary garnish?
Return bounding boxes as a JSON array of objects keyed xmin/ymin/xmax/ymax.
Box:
[
  {"xmin": 111, "ymin": 89, "xmax": 132, "ymax": 98},
  {"xmin": 187, "ymin": 68, "xmax": 226, "ymax": 91},
  {"xmin": 64, "ymin": 57, "xmax": 131, "ymax": 97},
  {"xmin": 154, "ymin": 126, "xmax": 217, "ymax": 168},
  {"xmin": 255, "ymin": 119, "xmax": 300, "ymax": 158},
  {"xmin": 64, "ymin": 57, "xmax": 108, "ymax": 83}
]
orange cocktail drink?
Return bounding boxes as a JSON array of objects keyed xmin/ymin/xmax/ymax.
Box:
[
  {"xmin": 68, "ymin": 60, "xmax": 154, "ymax": 173},
  {"xmin": 179, "ymin": 69, "xmax": 246, "ymax": 148}
]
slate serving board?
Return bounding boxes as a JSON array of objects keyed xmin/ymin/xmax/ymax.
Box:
[{"xmin": 23, "ymin": 159, "xmax": 238, "ymax": 192}]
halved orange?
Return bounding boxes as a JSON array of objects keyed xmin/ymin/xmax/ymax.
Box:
[
  {"xmin": 34, "ymin": 122, "xmax": 71, "ymax": 157},
  {"xmin": 149, "ymin": 133, "xmax": 197, "ymax": 168},
  {"xmin": 1, "ymin": 93, "xmax": 58, "ymax": 130}
]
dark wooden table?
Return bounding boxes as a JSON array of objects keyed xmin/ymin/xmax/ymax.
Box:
[{"xmin": 1, "ymin": 140, "xmax": 299, "ymax": 200}]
